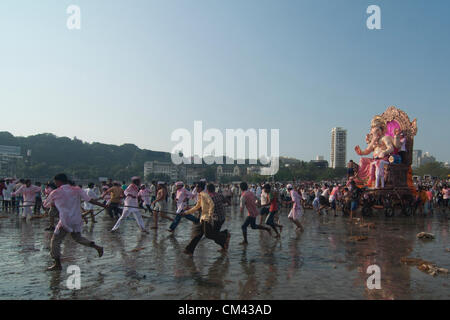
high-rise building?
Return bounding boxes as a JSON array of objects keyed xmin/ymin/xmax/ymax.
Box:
[
  {"xmin": 330, "ymin": 127, "xmax": 347, "ymax": 168},
  {"xmin": 412, "ymin": 150, "xmax": 422, "ymax": 168},
  {"xmin": 420, "ymin": 152, "xmax": 436, "ymax": 166}
]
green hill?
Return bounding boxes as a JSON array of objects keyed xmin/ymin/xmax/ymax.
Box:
[{"xmin": 0, "ymin": 131, "xmax": 170, "ymax": 181}]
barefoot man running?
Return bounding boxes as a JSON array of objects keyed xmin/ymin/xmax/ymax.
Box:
[
  {"xmin": 239, "ymin": 182, "xmax": 272, "ymax": 245},
  {"xmin": 183, "ymin": 181, "xmax": 230, "ymax": 256},
  {"xmin": 44, "ymin": 173, "xmax": 107, "ymax": 271}
]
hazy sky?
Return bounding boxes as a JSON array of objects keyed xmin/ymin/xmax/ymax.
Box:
[{"xmin": 1, "ymin": 0, "xmax": 449, "ymax": 163}]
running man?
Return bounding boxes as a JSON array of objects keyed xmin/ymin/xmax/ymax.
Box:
[
  {"xmin": 44, "ymin": 173, "xmax": 107, "ymax": 271},
  {"xmin": 239, "ymin": 182, "xmax": 272, "ymax": 245},
  {"xmin": 183, "ymin": 182, "xmax": 231, "ymax": 255},
  {"xmin": 138, "ymin": 184, "xmax": 152, "ymax": 212},
  {"xmin": 82, "ymin": 183, "xmax": 98, "ymax": 224},
  {"xmin": 264, "ymin": 184, "xmax": 283, "ymax": 238},
  {"xmin": 103, "ymin": 181, "xmax": 123, "ymax": 219},
  {"xmin": 168, "ymin": 181, "xmax": 198, "ymax": 233},
  {"xmin": 111, "ymin": 176, "xmax": 148, "ymax": 233},
  {"xmin": 151, "ymin": 182, "xmax": 173, "ymax": 229}
]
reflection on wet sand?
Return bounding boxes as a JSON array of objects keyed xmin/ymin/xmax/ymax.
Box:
[{"xmin": 0, "ymin": 206, "xmax": 448, "ymax": 299}]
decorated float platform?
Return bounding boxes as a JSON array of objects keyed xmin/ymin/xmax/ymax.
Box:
[{"xmin": 352, "ymin": 106, "xmax": 418, "ymax": 217}]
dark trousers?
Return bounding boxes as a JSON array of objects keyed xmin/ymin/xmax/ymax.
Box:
[
  {"xmin": 213, "ymin": 219, "xmax": 225, "ymax": 232},
  {"xmin": 241, "ymin": 216, "xmax": 267, "ymax": 242},
  {"xmin": 242, "ymin": 216, "xmax": 265, "ymax": 231},
  {"xmin": 265, "ymin": 211, "xmax": 277, "ymax": 226},
  {"xmin": 185, "ymin": 220, "xmax": 228, "ymax": 254},
  {"xmin": 34, "ymin": 197, "xmax": 42, "ymax": 214},
  {"xmin": 3, "ymin": 200, "xmax": 11, "ymax": 212},
  {"xmin": 399, "ymin": 151, "xmax": 407, "ymax": 164},
  {"xmin": 169, "ymin": 213, "xmax": 199, "ymax": 231},
  {"xmin": 107, "ymin": 202, "xmax": 121, "ymax": 218}
]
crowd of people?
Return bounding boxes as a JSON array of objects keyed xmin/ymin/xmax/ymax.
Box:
[{"xmin": 0, "ymin": 174, "xmax": 448, "ymax": 271}]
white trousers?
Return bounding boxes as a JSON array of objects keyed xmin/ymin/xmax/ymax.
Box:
[
  {"xmin": 112, "ymin": 208, "xmax": 145, "ymax": 231},
  {"xmin": 21, "ymin": 201, "xmax": 34, "ymax": 218},
  {"xmin": 375, "ymin": 174, "xmax": 385, "ymax": 189}
]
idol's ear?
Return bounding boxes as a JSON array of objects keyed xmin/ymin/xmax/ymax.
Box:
[{"xmin": 411, "ymin": 118, "xmax": 417, "ymax": 136}]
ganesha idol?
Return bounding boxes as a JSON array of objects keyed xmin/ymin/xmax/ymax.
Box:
[{"xmin": 353, "ymin": 106, "xmax": 417, "ymax": 191}]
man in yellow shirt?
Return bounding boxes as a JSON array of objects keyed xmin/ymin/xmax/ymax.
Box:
[
  {"xmin": 183, "ymin": 181, "xmax": 231, "ymax": 255},
  {"xmin": 103, "ymin": 181, "xmax": 124, "ymax": 219}
]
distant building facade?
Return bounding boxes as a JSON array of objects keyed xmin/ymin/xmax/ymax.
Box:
[
  {"xmin": 0, "ymin": 145, "xmax": 22, "ymax": 177},
  {"xmin": 310, "ymin": 159, "xmax": 328, "ymax": 169},
  {"xmin": 217, "ymin": 165, "xmax": 240, "ymax": 178},
  {"xmin": 330, "ymin": 127, "xmax": 347, "ymax": 168},
  {"xmin": 143, "ymin": 161, "xmax": 207, "ymax": 183},
  {"xmin": 144, "ymin": 161, "xmax": 178, "ymax": 181},
  {"xmin": 179, "ymin": 166, "xmax": 204, "ymax": 184},
  {"xmin": 246, "ymin": 166, "xmax": 262, "ymax": 175}
]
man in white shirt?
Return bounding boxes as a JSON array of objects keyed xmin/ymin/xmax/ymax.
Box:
[
  {"xmin": 3, "ymin": 179, "xmax": 14, "ymax": 212},
  {"xmin": 12, "ymin": 179, "xmax": 41, "ymax": 220},
  {"xmin": 44, "ymin": 173, "xmax": 107, "ymax": 271},
  {"xmin": 149, "ymin": 181, "xmax": 157, "ymax": 202},
  {"xmin": 112, "ymin": 176, "xmax": 148, "ymax": 233},
  {"xmin": 82, "ymin": 183, "xmax": 98, "ymax": 224}
]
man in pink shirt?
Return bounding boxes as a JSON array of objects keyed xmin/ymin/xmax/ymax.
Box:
[
  {"xmin": 168, "ymin": 181, "xmax": 198, "ymax": 233},
  {"xmin": 239, "ymin": 182, "xmax": 272, "ymax": 245},
  {"xmin": 138, "ymin": 184, "xmax": 151, "ymax": 212},
  {"xmin": 44, "ymin": 173, "xmax": 107, "ymax": 271},
  {"xmin": 12, "ymin": 179, "xmax": 41, "ymax": 220}
]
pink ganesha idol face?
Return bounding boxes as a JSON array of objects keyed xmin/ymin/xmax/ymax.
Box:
[{"xmin": 370, "ymin": 126, "xmax": 383, "ymax": 139}]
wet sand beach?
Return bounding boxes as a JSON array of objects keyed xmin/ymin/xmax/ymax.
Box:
[{"xmin": 0, "ymin": 204, "xmax": 448, "ymax": 300}]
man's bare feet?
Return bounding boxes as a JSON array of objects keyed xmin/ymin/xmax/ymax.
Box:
[
  {"xmin": 183, "ymin": 249, "xmax": 193, "ymax": 256},
  {"xmin": 239, "ymin": 241, "xmax": 248, "ymax": 246}
]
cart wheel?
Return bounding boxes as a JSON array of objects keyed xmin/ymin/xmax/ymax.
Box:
[
  {"xmin": 403, "ymin": 205, "xmax": 413, "ymax": 216},
  {"xmin": 384, "ymin": 207, "xmax": 395, "ymax": 217}
]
